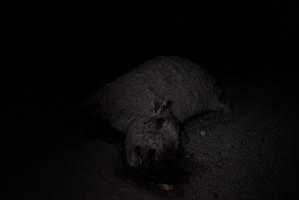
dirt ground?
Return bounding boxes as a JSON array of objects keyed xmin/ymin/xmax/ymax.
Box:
[{"xmin": 4, "ymin": 64, "xmax": 298, "ymax": 200}]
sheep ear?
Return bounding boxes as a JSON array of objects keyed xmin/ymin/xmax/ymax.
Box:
[
  {"xmin": 151, "ymin": 100, "xmax": 162, "ymax": 114},
  {"xmin": 151, "ymin": 100, "xmax": 172, "ymax": 114},
  {"xmin": 161, "ymin": 100, "xmax": 172, "ymax": 112}
]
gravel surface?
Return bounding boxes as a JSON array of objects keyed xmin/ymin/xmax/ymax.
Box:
[{"xmin": 4, "ymin": 65, "xmax": 297, "ymax": 200}]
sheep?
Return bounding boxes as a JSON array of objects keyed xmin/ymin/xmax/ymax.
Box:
[{"xmin": 87, "ymin": 56, "xmax": 229, "ymax": 170}]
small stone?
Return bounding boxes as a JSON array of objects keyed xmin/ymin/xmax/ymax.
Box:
[
  {"xmin": 200, "ymin": 130, "xmax": 207, "ymax": 136},
  {"xmin": 158, "ymin": 183, "xmax": 174, "ymax": 191}
]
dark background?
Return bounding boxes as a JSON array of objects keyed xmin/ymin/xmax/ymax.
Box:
[
  {"xmin": 4, "ymin": 1, "xmax": 298, "ymax": 105},
  {"xmin": 2, "ymin": 1, "xmax": 298, "ymax": 199}
]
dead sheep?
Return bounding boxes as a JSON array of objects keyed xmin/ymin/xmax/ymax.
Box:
[{"xmin": 87, "ymin": 56, "xmax": 230, "ymax": 170}]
